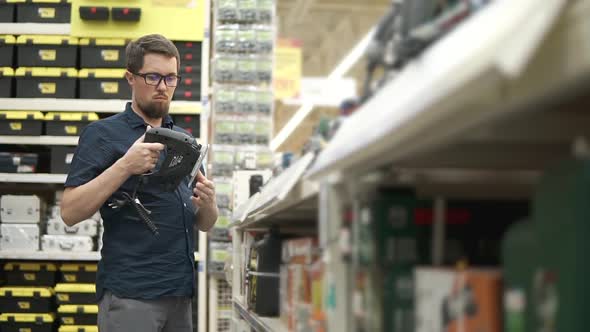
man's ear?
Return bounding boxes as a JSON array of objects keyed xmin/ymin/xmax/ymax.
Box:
[{"xmin": 125, "ymin": 71, "xmax": 135, "ymax": 86}]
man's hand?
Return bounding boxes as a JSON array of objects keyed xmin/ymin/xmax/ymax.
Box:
[
  {"xmin": 192, "ymin": 171, "xmax": 216, "ymax": 210},
  {"xmin": 119, "ymin": 126, "xmax": 165, "ymax": 175}
]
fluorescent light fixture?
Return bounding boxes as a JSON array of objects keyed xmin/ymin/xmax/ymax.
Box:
[{"xmin": 270, "ymin": 27, "xmax": 376, "ymax": 151}]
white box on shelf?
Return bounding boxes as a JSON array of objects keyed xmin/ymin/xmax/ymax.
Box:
[
  {"xmin": 0, "ymin": 223, "xmax": 40, "ymax": 251},
  {"xmin": 232, "ymin": 170, "xmax": 273, "ymax": 209},
  {"xmin": 41, "ymin": 235, "xmax": 94, "ymax": 252},
  {"xmin": 0, "ymin": 195, "xmax": 43, "ymax": 223},
  {"xmin": 47, "ymin": 217, "xmax": 98, "ymax": 236}
]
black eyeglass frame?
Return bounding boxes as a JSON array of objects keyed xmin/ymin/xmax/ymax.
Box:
[{"xmin": 131, "ymin": 71, "xmax": 182, "ymax": 87}]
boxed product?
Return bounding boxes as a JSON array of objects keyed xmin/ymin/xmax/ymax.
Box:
[
  {"xmin": 0, "ymin": 1, "xmax": 16, "ymax": 22},
  {"xmin": 415, "ymin": 268, "xmax": 502, "ymax": 332},
  {"xmin": 0, "ymin": 152, "xmax": 38, "ymax": 173},
  {"xmin": 3, "ymin": 262, "xmax": 57, "ymax": 286},
  {"xmin": 15, "ymin": 67, "xmax": 77, "ymax": 98},
  {"xmin": 15, "ymin": 0, "xmax": 71, "ymax": 23},
  {"xmin": 0, "ymin": 35, "xmax": 15, "ymax": 67},
  {"xmin": 246, "ymin": 231, "xmax": 282, "ymax": 316},
  {"xmin": 47, "ymin": 217, "xmax": 97, "ymax": 236},
  {"xmin": 50, "ymin": 146, "xmax": 75, "ymax": 174},
  {"xmin": 59, "ymin": 326, "xmax": 98, "ymax": 332},
  {"xmin": 0, "ymin": 111, "xmax": 43, "ymax": 135},
  {"xmin": 0, "ymin": 313, "xmax": 55, "ymax": 332},
  {"xmin": 41, "ymin": 235, "xmax": 94, "ymax": 252},
  {"xmin": 59, "ymin": 263, "xmax": 97, "ymax": 283},
  {"xmin": 0, "ymin": 67, "xmax": 13, "ymax": 97},
  {"xmin": 172, "ymin": 114, "xmax": 199, "ymax": 137},
  {"xmin": 0, "ymin": 223, "xmax": 39, "ymax": 250},
  {"xmin": 79, "ymin": 38, "xmax": 127, "ymax": 68},
  {"xmin": 45, "ymin": 112, "xmax": 99, "ymax": 136},
  {"xmin": 0, "ymin": 194, "xmax": 42, "ymax": 223},
  {"xmin": 174, "ymin": 41, "xmax": 201, "ymax": 65},
  {"xmin": 55, "ymin": 283, "xmax": 96, "ymax": 305},
  {"xmin": 58, "ymin": 305, "xmax": 97, "ymax": 325},
  {"xmin": 16, "ymin": 35, "xmax": 78, "ymax": 67},
  {"xmin": 78, "ymin": 69, "xmax": 131, "ymax": 99},
  {"xmin": 0, "ymin": 286, "xmax": 54, "ymax": 312}
]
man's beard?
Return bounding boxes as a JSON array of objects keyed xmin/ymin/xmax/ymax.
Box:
[{"xmin": 137, "ymin": 98, "xmax": 170, "ymax": 119}]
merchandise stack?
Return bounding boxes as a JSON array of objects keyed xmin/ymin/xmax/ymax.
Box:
[
  {"xmin": 42, "ymin": 204, "xmax": 100, "ymax": 253},
  {"xmin": 209, "ymin": 0, "xmax": 276, "ymax": 329},
  {"xmin": 55, "ymin": 264, "xmax": 98, "ymax": 331},
  {"xmin": 0, "ymin": 194, "xmax": 45, "ymax": 252}
]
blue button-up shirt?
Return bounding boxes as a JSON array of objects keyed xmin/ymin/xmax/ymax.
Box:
[{"xmin": 65, "ymin": 103, "xmax": 198, "ymax": 300}]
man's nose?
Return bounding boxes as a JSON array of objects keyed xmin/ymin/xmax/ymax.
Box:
[{"xmin": 156, "ymin": 78, "xmax": 167, "ymax": 91}]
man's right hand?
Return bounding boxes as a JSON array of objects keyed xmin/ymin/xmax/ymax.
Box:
[{"xmin": 119, "ymin": 127, "xmax": 165, "ymax": 175}]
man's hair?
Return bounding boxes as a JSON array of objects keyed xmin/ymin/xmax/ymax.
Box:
[{"xmin": 126, "ymin": 34, "xmax": 180, "ymax": 73}]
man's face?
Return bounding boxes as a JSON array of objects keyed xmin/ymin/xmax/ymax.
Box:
[{"xmin": 126, "ymin": 53, "xmax": 178, "ymax": 119}]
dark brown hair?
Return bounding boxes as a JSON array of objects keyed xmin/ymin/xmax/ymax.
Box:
[{"xmin": 126, "ymin": 34, "xmax": 180, "ymax": 73}]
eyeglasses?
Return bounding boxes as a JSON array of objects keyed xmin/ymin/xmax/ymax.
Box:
[{"xmin": 132, "ymin": 72, "xmax": 181, "ymax": 87}]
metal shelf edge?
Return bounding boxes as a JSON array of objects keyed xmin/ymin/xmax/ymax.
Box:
[{"xmin": 233, "ymin": 299, "xmax": 285, "ymax": 332}]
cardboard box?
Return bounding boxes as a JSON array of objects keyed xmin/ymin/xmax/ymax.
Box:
[
  {"xmin": 15, "ymin": 67, "xmax": 77, "ymax": 98},
  {"xmin": 0, "ymin": 223, "xmax": 39, "ymax": 250},
  {"xmin": 16, "ymin": 35, "xmax": 78, "ymax": 67},
  {"xmin": 415, "ymin": 268, "xmax": 502, "ymax": 332},
  {"xmin": 16, "ymin": 0, "xmax": 71, "ymax": 23}
]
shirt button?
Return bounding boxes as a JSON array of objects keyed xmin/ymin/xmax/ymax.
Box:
[
  {"xmin": 186, "ymin": 229, "xmax": 189, "ymax": 233},
  {"xmin": 184, "ymin": 203, "xmax": 187, "ymax": 207}
]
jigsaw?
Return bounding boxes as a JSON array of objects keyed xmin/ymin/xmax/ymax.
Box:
[{"xmin": 109, "ymin": 127, "xmax": 209, "ymax": 235}]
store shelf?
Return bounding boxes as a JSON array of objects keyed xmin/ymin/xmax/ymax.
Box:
[
  {"xmin": 0, "ymin": 136, "xmax": 79, "ymax": 146},
  {"xmin": 231, "ymin": 153, "xmax": 318, "ymax": 229},
  {"xmin": 0, "ymin": 173, "xmax": 66, "ymax": 183},
  {"xmin": 233, "ymin": 299, "xmax": 286, "ymax": 332},
  {"xmin": 0, "ymin": 251, "xmax": 100, "ymax": 261},
  {"xmin": 0, "ymin": 99, "xmax": 202, "ymax": 114},
  {"xmin": 308, "ymin": 0, "xmax": 590, "ymax": 180},
  {"xmin": 0, "ymin": 23, "xmax": 70, "ymax": 35}
]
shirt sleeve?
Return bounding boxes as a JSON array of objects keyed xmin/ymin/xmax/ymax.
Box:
[{"xmin": 64, "ymin": 123, "xmax": 115, "ymax": 188}]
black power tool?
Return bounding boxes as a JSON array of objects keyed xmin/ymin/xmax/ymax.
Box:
[{"xmin": 109, "ymin": 127, "xmax": 209, "ymax": 235}]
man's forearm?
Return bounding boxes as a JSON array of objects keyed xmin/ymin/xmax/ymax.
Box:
[
  {"xmin": 61, "ymin": 159, "xmax": 131, "ymax": 226},
  {"xmin": 195, "ymin": 204, "xmax": 218, "ymax": 232}
]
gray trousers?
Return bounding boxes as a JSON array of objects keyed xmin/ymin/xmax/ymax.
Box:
[{"xmin": 98, "ymin": 291, "xmax": 193, "ymax": 332}]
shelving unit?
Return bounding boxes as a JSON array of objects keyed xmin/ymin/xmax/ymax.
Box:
[
  {"xmin": 0, "ymin": 98, "xmax": 202, "ymax": 114},
  {"xmin": 0, "ymin": 23, "xmax": 70, "ymax": 35},
  {"xmin": 0, "ymin": 136, "xmax": 79, "ymax": 145},
  {"xmin": 231, "ymin": 1, "xmax": 590, "ymax": 331},
  {"xmin": 0, "ymin": 173, "xmax": 66, "ymax": 183},
  {"xmin": 0, "ymin": 251, "xmax": 203, "ymax": 262},
  {"xmin": 234, "ymin": 299, "xmax": 286, "ymax": 332}
]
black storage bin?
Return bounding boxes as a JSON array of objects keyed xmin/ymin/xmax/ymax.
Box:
[
  {"xmin": 0, "ymin": 111, "xmax": 43, "ymax": 135},
  {"xmin": 174, "ymin": 88, "xmax": 200, "ymax": 101},
  {"xmin": 0, "ymin": 287, "xmax": 54, "ymax": 313},
  {"xmin": 0, "ymin": 0, "xmax": 15, "ymax": 22},
  {"xmin": 0, "ymin": 152, "xmax": 38, "ymax": 173},
  {"xmin": 111, "ymin": 7, "xmax": 140, "ymax": 21},
  {"xmin": 174, "ymin": 41, "xmax": 201, "ymax": 66},
  {"xmin": 58, "ymin": 326, "xmax": 97, "ymax": 332},
  {"xmin": 78, "ymin": 69, "xmax": 130, "ymax": 99},
  {"xmin": 0, "ymin": 35, "xmax": 15, "ymax": 66},
  {"xmin": 55, "ymin": 283, "xmax": 95, "ymax": 305},
  {"xmin": 16, "ymin": 0, "xmax": 70, "ymax": 23},
  {"xmin": 79, "ymin": 38, "xmax": 127, "ymax": 68},
  {"xmin": 0, "ymin": 67, "xmax": 13, "ymax": 97},
  {"xmin": 17, "ymin": 35, "xmax": 78, "ymax": 67},
  {"xmin": 45, "ymin": 112, "xmax": 98, "ymax": 136},
  {"xmin": 179, "ymin": 64, "xmax": 200, "ymax": 76},
  {"xmin": 78, "ymin": 5, "xmax": 108, "ymax": 21},
  {"xmin": 173, "ymin": 114, "xmax": 199, "ymax": 137},
  {"xmin": 50, "ymin": 146, "xmax": 75, "ymax": 174},
  {"xmin": 58, "ymin": 305, "xmax": 97, "ymax": 325},
  {"xmin": 59, "ymin": 263, "xmax": 97, "ymax": 283},
  {"xmin": 15, "ymin": 67, "xmax": 77, "ymax": 98},
  {"xmin": 247, "ymin": 230, "xmax": 282, "ymax": 316},
  {"xmin": 3, "ymin": 262, "xmax": 57, "ymax": 286},
  {"xmin": 0, "ymin": 313, "xmax": 55, "ymax": 332}
]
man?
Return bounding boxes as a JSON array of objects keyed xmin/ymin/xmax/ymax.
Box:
[{"xmin": 60, "ymin": 34, "xmax": 218, "ymax": 332}]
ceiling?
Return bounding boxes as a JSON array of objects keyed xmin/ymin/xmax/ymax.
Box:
[{"xmin": 272, "ymin": 0, "xmax": 390, "ymax": 152}]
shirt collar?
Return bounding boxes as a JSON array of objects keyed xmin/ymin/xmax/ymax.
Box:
[{"xmin": 124, "ymin": 102, "xmax": 174, "ymax": 129}]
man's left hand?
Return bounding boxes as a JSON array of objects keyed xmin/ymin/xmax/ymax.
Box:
[{"xmin": 192, "ymin": 171, "xmax": 216, "ymax": 211}]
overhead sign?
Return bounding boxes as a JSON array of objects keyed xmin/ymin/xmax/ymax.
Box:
[{"xmin": 273, "ymin": 39, "xmax": 302, "ymax": 100}]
